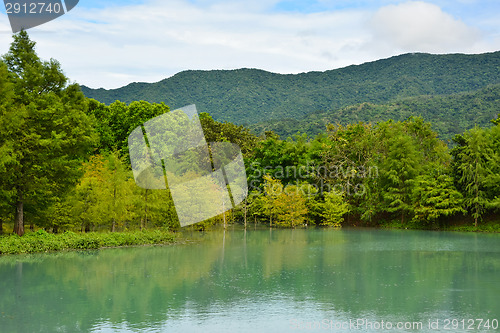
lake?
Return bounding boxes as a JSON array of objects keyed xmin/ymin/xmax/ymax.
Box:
[{"xmin": 0, "ymin": 227, "xmax": 499, "ymax": 332}]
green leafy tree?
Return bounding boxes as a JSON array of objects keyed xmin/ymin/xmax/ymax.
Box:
[
  {"xmin": 483, "ymin": 124, "xmax": 500, "ymax": 210},
  {"xmin": 248, "ymin": 133, "xmax": 287, "ymax": 188},
  {"xmin": 87, "ymin": 99, "xmax": 170, "ymax": 156},
  {"xmin": 320, "ymin": 191, "xmax": 350, "ymax": 227},
  {"xmin": 0, "ymin": 31, "xmax": 96, "ymax": 236},
  {"xmin": 132, "ymin": 187, "xmax": 179, "ymax": 230},
  {"xmin": 0, "ymin": 62, "xmax": 15, "ymax": 233},
  {"xmin": 378, "ymin": 123, "xmax": 421, "ymax": 223},
  {"xmin": 102, "ymin": 152, "xmax": 136, "ymax": 232},
  {"xmin": 262, "ymin": 174, "xmax": 283, "ymax": 226},
  {"xmin": 245, "ymin": 191, "xmax": 267, "ymax": 225},
  {"xmin": 259, "ymin": 175, "xmax": 309, "ymax": 228},
  {"xmin": 321, "ymin": 122, "xmax": 378, "ymax": 221},
  {"xmin": 61, "ymin": 153, "xmax": 164, "ymax": 232},
  {"xmin": 70, "ymin": 155, "xmax": 108, "ymax": 232},
  {"xmin": 273, "ymin": 184, "xmax": 308, "ymax": 228},
  {"xmin": 199, "ymin": 112, "xmax": 259, "ymax": 157},
  {"xmin": 411, "ymin": 174, "xmax": 465, "ymax": 224},
  {"xmin": 453, "ymin": 127, "xmax": 489, "ymax": 226},
  {"xmin": 41, "ymin": 198, "xmax": 76, "ymax": 233}
]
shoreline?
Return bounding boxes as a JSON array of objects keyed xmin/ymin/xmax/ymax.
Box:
[
  {"xmin": 1, "ymin": 222, "xmax": 499, "ymax": 256},
  {"xmin": 0, "ymin": 229, "xmax": 178, "ymax": 256}
]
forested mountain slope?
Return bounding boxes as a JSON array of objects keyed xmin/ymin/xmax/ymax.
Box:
[
  {"xmin": 251, "ymin": 84, "xmax": 500, "ymax": 141},
  {"xmin": 81, "ymin": 51, "xmax": 500, "ymax": 126}
]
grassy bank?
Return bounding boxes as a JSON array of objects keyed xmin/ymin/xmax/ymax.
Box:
[
  {"xmin": 0, "ymin": 229, "xmax": 178, "ymax": 255},
  {"xmin": 442, "ymin": 222, "xmax": 500, "ymax": 233},
  {"xmin": 379, "ymin": 220, "xmax": 500, "ymax": 233}
]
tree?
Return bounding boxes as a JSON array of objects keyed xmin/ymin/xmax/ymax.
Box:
[
  {"xmin": 87, "ymin": 99, "xmax": 170, "ymax": 156},
  {"xmin": 453, "ymin": 127, "xmax": 489, "ymax": 226},
  {"xmin": 59, "ymin": 153, "xmax": 158, "ymax": 232},
  {"xmin": 245, "ymin": 191, "xmax": 266, "ymax": 225},
  {"xmin": 259, "ymin": 175, "xmax": 309, "ymax": 228},
  {"xmin": 321, "ymin": 122, "xmax": 378, "ymax": 222},
  {"xmin": 378, "ymin": 124, "xmax": 421, "ymax": 223},
  {"xmin": 102, "ymin": 152, "xmax": 136, "ymax": 232},
  {"xmin": 0, "ymin": 31, "xmax": 96, "ymax": 235},
  {"xmin": 70, "ymin": 155, "xmax": 108, "ymax": 232},
  {"xmin": 483, "ymin": 124, "xmax": 500, "ymax": 210},
  {"xmin": 411, "ymin": 174, "xmax": 465, "ymax": 224},
  {"xmin": 199, "ymin": 112, "xmax": 258, "ymax": 157},
  {"xmin": 320, "ymin": 191, "xmax": 350, "ymax": 227},
  {"xmin": 0, "ymin": 62, "xmax": 15, "ymax": 233},
  {"xmin": 273, "ymin": 184, "xmax": 308, "ymax": 228},
  {"xmin": 262, "ymin": 174, "xmax": 283, "ymax": 226}
]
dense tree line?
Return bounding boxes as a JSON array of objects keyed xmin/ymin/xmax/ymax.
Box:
[
  {"xmin": 0, "ymin": 32, "xmax": 498, "ymax": 236},
  {"xmin": 244, "ymin": 116, "xmax": 499, "ymax": 228}
]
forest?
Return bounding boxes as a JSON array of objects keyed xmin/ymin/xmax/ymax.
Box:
[
  {"xmin": 250, "ymin": 84, "xmax": 500, "ymax": 142},
  {"xmin": 0, "ymin": 31, "xmax": 499, "ymax": 247},
  {"xmin": 81, "ymin": 51, "xmax": 500, "ymax": 127}
]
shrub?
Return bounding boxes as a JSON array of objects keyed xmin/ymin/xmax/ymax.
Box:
[{"xmin": 0, "ymin": 229, "xmax": 177, "ymax": 255}]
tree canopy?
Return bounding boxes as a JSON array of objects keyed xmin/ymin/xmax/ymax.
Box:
[{"xmin": 0, "ymin": 31, "xmax": 96, "ymax": 235}]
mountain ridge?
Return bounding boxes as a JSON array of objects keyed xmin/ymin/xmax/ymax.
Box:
[{"xmin": 80, "ymin": 51, "xmax": 500, "ymax": 126}]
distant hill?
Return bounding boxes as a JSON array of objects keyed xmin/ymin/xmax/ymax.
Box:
[
  {"xmin": 80, "ymin": 51, "xmax": 500, "ymax": 126},
  {"xmin": 250, "ymin": 84, "xmax": 500, "ymax": 142}
]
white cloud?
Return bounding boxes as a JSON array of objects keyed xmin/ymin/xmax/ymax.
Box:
[
  {"xmin": 370, "ymin": 1, "xmax": 481, "ymax": 53},
  {"xmin": 0, "ymin": 0, "xmax": 498, "ymax": 89},
  {"xmin": 11, "ymin": 1, "xmax": 372, "ymax": 88}
]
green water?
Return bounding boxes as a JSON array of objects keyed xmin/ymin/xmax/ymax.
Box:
[{"xmin": 0, "ymin": 228, "xmax": 499, "ymax": 332}]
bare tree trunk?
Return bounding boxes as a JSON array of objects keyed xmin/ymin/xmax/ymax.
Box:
[
  {"xmin": 474, "ymin": 174, "xmax": 479, "ymax": 227},
  {"xmin": 14, "ymin": 200, "xmax": 24, "ymax": 236},
  {"xmin": 244, "ymin": 198, "xmax": 247, "ymax": 229},
  {"xmin": 243, "ymin": 228, "xmax": 247, "ymax": 267},
  {"xmin": 82, "ymin": 191, "xmax": 90, "ymax": 232},
  {"xmin": 222, "ymin": 200, "xmax": 226, "ymax": 229},
  {"xmin": 111, "ymin": 187, "xmax": 117, "ymax": 232},
  {"xmin": 143, "ymin": 189, "xmax": 148, "ymax": 230},
  {"xmin": 0, "ymin": 218, "xmax": 3, "ymax": 234}
]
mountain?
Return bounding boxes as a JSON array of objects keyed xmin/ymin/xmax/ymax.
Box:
[
  {"xmin": 80, "ymin": 51, "xmax": 500, "ymax": 126},
  {"xmin": 250, "ymin": 84, "xmax": 500, "ymax": 142}
]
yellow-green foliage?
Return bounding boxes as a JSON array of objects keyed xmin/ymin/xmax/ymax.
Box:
[
  {"xmin": 273, "ymin": 185, "xmax": 308, "ymax": 228},
  {"xmin": 262, "ymin": 175, "xmax": 308, "ymax": 228},
  {"xmin": 320, "ymin": 192, "xmax": 350, "ymax": 227}
]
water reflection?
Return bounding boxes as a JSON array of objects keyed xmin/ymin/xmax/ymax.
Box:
[{"xmin": 0, "ymin": 228, "xmax": 499, "ymax": 332}]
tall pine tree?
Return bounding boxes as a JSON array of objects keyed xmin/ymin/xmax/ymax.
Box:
[{"xmin": 0, "ymin": 31, "xmax": 96, "ymax": 235}]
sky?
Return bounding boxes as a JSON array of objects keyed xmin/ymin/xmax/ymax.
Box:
[{"xmin": 0, "ymin": 0, "xmax": 499, "ymax": 89}]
